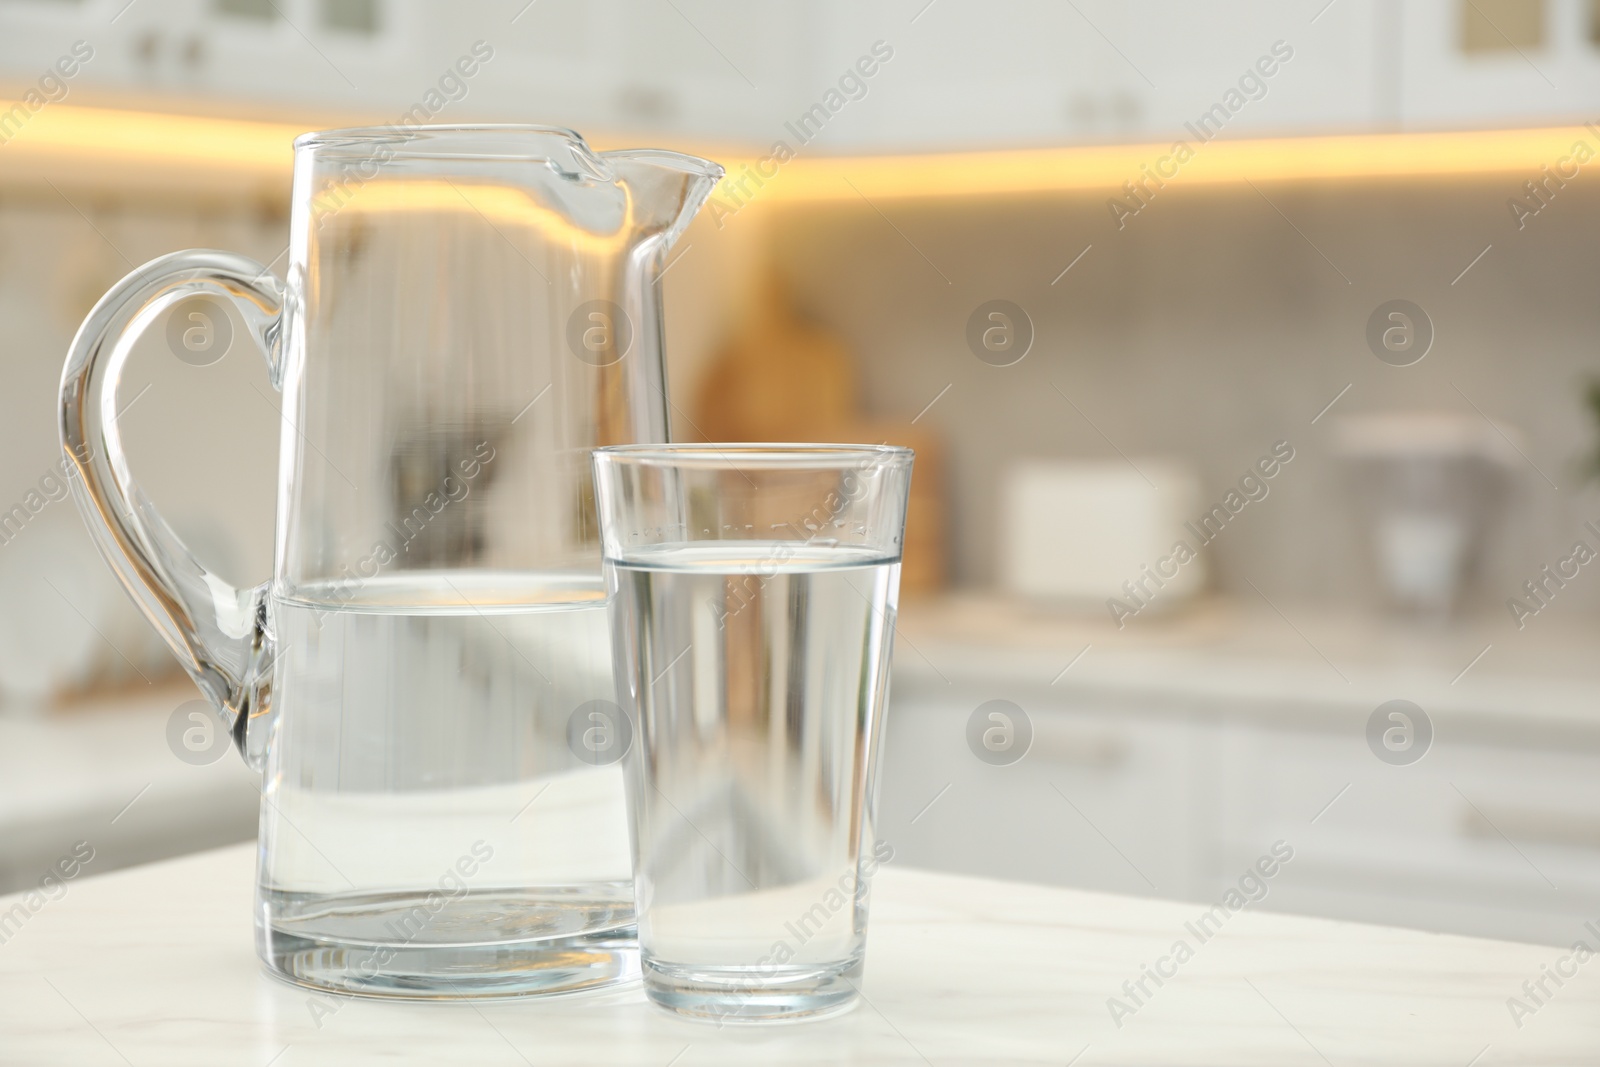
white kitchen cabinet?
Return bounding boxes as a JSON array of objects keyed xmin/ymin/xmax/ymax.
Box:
[
  {"xmin": 1400, "ymin": 0, "xmax": 1600, "ymax": 130},
  {"xmin": 2, "ymin": 0, "xmax": 1593, "ymax": 156},
  {"xmin": 1, "ymin": 0, "xmax": 419, "ymax": 118},
  {"xmin": 1212, "ymin": 718, "xmax": 1600, "ymax": 944},
  {"xmin": 778, "ymin": 0, "xmax": 1384, "ymax": 151},
  {"xmin": 881, "ymin": 655, "xmax": 1600, "ymax": 947},
  {"xmin": 0, "ymin": 0, "xmax": 823, "ymax": 144},
  {"xmin": 880, "ymin": 677, "xmax": 1206, "ymax": 900}
]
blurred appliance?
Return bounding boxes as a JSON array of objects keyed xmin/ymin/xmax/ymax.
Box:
[
  {"xmin": 1000, "ymin": 460, "xmax": 1204, "ymax": 610},
  {"xmin": 1334, "ymin": 412, "xmax": 1516, "ymax": 616}
]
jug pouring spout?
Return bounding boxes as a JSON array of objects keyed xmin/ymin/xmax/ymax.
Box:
[{"xmin": 600, "ymin": 149, "xmax": 725, "ymax": 252}]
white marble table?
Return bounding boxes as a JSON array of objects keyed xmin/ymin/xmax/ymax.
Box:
[{"xmin": 0, "ymin": 844, "xmax": 1594, "ymax": 1065}]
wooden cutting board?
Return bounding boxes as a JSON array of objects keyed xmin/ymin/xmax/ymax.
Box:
[{"xmin": 693, "ymin": 275, "xmax": 944, "ymax": 594}]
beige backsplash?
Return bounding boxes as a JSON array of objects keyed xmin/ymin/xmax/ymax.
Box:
[
  {"xmin": 3, "ymin": 170, "xmax": 1599, "ymax": 703},
  {"xmin": 746, "ymin": 176, "xmax": 1600, "ymax": 623}
]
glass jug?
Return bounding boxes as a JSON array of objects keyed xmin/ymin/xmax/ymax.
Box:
[{"xmin": 58, "ymin": 126, "xmax": 722, "ymax": 997}]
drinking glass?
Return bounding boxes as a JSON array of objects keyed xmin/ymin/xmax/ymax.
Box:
[{"xmin": 592, "ymin": 444, "xmax": 913, "ymax": 1021}]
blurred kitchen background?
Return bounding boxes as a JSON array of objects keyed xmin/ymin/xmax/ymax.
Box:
[{"xmin": 4, "ymin": 0, "xmax": 1600, "ymax": 947}]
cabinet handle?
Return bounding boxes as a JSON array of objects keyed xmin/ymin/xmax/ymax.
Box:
[
  {"xmin": 1459, "ymin": 805, "xmax": 1600, "ymax": 851},
  {"xmin": 1032, "ymin": 730, "xmax": 1130, "ymax": 769}
]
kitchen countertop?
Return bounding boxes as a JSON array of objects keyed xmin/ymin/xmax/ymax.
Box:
[
  {"xmin": 0, "ymin": 681, "xmax": 257, "ymax": 892},
  {"xmin": 894, "ymin": 594, "xmax": 1600, "ymax": 744},
  {"xmin": 1, "ymin": 843, "xmax": 1595, "ymax": 1065}
]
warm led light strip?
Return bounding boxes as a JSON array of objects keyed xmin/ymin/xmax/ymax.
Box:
[
  {"xmin": 737, "ymin": 125, "xmax": 1600, "ymax": 203},
  {"xmin": 0, "ymin": 101, "xmax": 1591, "ymax": 201},
  {"xmin": 0, "ymin": 101, "xmax": 302, "ymax": 174}
]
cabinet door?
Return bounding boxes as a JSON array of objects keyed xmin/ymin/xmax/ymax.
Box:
[
  {"xmin": 822, "ymin": 0, "xmax": 1138, "ymax": 151},
  {"xmin": 564, "ymin": 1, "xmax": 819, "ymax": 142},
  {"xmin": 1130, "ymin": 0, "xmax": 1384, "ymax": 138},
  {"xmin": 879, "ymin": 677, "xmax": 1204, "ymax": 899},
  {"xmin": 0, "ymin": 0, "xmax": 460, "ymax": 122},
  {"xmin": 808, "ymin": 0, "xmax": 1383, "ymax": 152},
  {"xmin": 0, "ymin": 0, "xmax": 822, "ymax": 143},
  {"xmin": 1401, "ymin": 0, "xmax": 1600, "ymax": 128},
  {"xmin": 1213, "ymin": 715, "xmax": 1600, "ymax": 946}
]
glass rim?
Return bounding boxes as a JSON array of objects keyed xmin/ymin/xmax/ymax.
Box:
[
  {"xmin": 293, "ymin": 124, "xmax": 724, "ymax": 179},
  {"xmin": 295, "ymin": 123, "xmax": 585, "ymax": 150},
  {"xmin": 593, "ymin": 443, "xmax": 914, "ymax": 470}
]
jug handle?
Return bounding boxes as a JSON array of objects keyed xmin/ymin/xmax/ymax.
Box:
[{"xmin": 58, "ymin": 250, "xmax": 286, "ymax": 771}]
